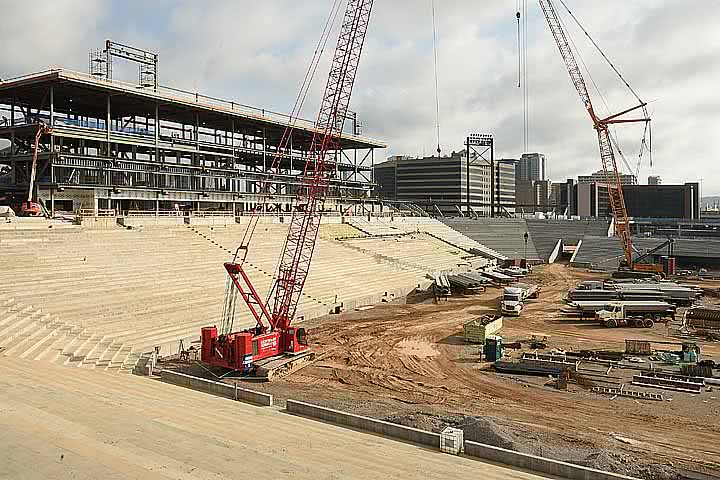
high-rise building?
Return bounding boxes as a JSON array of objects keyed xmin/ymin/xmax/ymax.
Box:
[
  {"xmin": 578, "ymin": 170, "xmax": 637, "ymax": 185},
  {"xmin": 575, "ymin": 182, "xmax": 699, "ymax": 219},
  {"xmin": 517, "ymin": 153, "xmax": 546, "ymax": 182},
  {"xmin": 533, "ymin": 180, "xmax": 552, "ymax": 210},
  {"xmin": 373, "ymin": 150, "xmax": 492, "ymax": 216},
  {"xmin": 494, "ymin": 159, "xmax": 516, "ymax": 215},
  {"xmin": 648, "ymin": 175, "xmax": 662, "ymax": 185}
]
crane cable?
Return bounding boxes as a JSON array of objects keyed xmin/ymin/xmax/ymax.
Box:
[
  {"xmin": 558, "ymin": 0, "xmax": 641, "ymax": 103},
  {"xmin": 555, "ymin": 9, "xmax": 636, "ymax": 175},
  {"xmin": 523, "ymin": 0, "xmax": 529, "ymax": 152},
  {"xmin": 265, "ymin": 0, "xmax": 344, "ymax": 308},
  {"xmin": 431, "ymin": 0, "xmax": 441, "ymax": 156},
  {"xmin": 558, "ymin": 0, "xmax": 652, "ymax": 171},
  {"xmin": 516, "ymin": 1, "xmax": 521, "ymax": 88}
]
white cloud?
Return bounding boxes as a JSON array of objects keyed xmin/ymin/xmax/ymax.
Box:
[{"xmin": 1, "ymin": 0, "xmax": 718, "ymax": 192}]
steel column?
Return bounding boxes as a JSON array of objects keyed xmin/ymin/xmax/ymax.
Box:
[{"xmin": 106, "ymin": 94, "xmax": 111, "ymax": 156}]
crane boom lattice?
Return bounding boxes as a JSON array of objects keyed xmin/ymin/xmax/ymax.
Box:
[
  {"xmin": 201, "ymin": 0, "xmax": 375, "ymax": 375},
  {"xmin": 539, "ymin": 0, "xmax": 648, "ymax": 268}
]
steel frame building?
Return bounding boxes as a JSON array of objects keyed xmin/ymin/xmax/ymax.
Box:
[{"xmin": 0, "ymin": 69, "xmax": 384, "ymax": 214}]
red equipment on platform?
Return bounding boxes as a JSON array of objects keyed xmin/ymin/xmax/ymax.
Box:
[{"xmin": 202, "ymin": 0, "xmax": 374, "ymax": 373}]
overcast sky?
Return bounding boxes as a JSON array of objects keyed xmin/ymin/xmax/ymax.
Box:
[{"xmin": 1, "ymin": 1, "xmax": 719, "ymax": 193}]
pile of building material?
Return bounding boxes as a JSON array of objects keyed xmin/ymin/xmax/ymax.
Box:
[
  {"xmin": 590, "ymin": 386, "xmax": 664, "ymax": 401},
  {"xmin": 431, "ymin": 273, "xmax": 451, "ymax": 297},
  {"xmin": 447, "ymin": 272, "xmax": 489, "ymax": 293},
  {"xmin": 568, "ymin": 280, "xmax": 701, "ymax": 306},
  {"xmin": 480, "ymin": 269, "xmax": 514, "ymax": 285},
  {"xmin": 684, "ymin": 307, "xmax": 720, "ymax": 330},
  {"xmin": 632, "ymin": 372, "xmax": 705, "ymax": 394},
  {"xmin": 493, "ymin": 351, "xmax": 578, "ymax": 376},
  {"xmin": 463, "ymin": 315, "xmax": 502, "ymax": 344}
]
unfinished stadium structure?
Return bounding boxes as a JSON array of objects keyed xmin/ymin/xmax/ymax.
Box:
[
  {"xmin": 0, "ymin": 67, "xmax": 383, "ymax": 216},
  {"xmin": 3, "ymin": 5, "xmax": 720, "ymax": 479}
]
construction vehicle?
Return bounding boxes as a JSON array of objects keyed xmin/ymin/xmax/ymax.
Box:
[
  {"xmin": 201, "ymin": 0, "xmax": 374, "ymax": 378},
  {"xmin": 464, "ymin": 315, "xmax": 503, "ymax": 344},
  {"xmin": 500, "ymin": 282, "xmax": 539, "ymax": 316},
  {"xmin": 539, "ymin": 1, "xmax": 660, "ymax": 276},
  {"xmin": 595, "ymin": 302, "xmax": 675, "ymax": 328},
  {"xmin": 501, "ymin": 287, "xmax": 524, "ymax": 316}
]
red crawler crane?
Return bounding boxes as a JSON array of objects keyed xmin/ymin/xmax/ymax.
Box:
[
  {"xmin": 201, "ymin": 0, "xmax": 374, "ymax": 374},
  {"xmin": 539, "ymin": 0, "xmax": 654, "ymax": 272}
]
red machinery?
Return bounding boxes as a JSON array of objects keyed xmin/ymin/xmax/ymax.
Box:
[
  {"xmin": 202, "ymin": 0, "xmax": 374, "ymax": 374},
  {"xmin": 18, "ymin": 123, "xmax": 52, "ymax": 217},
  {"xmin": 539, "ymin": 0, "xmax": 653, "ymax": 272}
]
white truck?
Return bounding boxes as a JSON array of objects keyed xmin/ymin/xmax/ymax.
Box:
[
  {"xmin": 595, "ymin": 302, "xmax": 675, "ymax": 328},
  {"xmin": 500, "ymin": 283, "xmax": 540, "ymax": 316}
]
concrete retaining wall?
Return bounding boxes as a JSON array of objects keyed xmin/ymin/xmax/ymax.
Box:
[
  {"xmin": 159, "ymin": 370, "xmax": 272, "ymax": 406},
  {"xmin": 286, "ymin": 400, "xmax": 439, "ymax": 448},
  {"xmin": 286, "ymin": 400, "xmax": 639, "ymax": 480},
  {"xmin": 464, "ymin": 441, "xmax": 639, "ymax": 480}
]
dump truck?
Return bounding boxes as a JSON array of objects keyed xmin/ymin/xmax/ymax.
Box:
[
  {"xmin": 464, "ymin": 315, "xmax": 503, "ymax": 344},
  {"xmin": 500, "ymin": 283, "xmax": 539, "ymax": 316},
  {"xmin": 595, "ymin": 302, "xmax": 675, "ymax": 328}
]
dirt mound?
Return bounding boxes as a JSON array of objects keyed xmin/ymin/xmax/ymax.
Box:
[{"xmin": 384, "ymin": 412, "xmax": 680, "ymax": 480}]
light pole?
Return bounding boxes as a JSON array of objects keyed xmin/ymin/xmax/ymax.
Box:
[{"xmin": 523, "ymin": 231, "xmax": 529, "ymax": 267}]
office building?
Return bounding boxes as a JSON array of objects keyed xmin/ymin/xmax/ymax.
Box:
[
  {"xmin": 517, "ymin": 153, "xmax": 546, "ymax": 182},
  {"xmin": 578, "ymin": 169, "xmax": 637, "ymax": 185}
]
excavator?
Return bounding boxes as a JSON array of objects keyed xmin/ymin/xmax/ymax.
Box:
[
  {"xmin": 201, "ymin": 0, "xmax": 374, "ymax": 378},
  {"xmin": 538, "ymin": 1, "xmax": 666, "ymax": 276}
]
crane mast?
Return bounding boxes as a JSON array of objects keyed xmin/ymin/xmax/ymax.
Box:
[
  {"xmin": 201, "ymin": 0, "xmax": 374, "ymax": 373},
  {"xmin": 271, "ymin": 0, "xmax": 373, "ymax": 330},
  {"xmin": 539, "ymin": 0, "xmax": 649, "ymax": 268}
]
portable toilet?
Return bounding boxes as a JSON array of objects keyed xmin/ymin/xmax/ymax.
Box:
[{"xmin": 485, "ymin": 335, "xmax": 502, "ymax": 362}]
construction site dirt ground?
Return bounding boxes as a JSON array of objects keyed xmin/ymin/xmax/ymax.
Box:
[{"xmin": 175, "ymin": 264, "xmax": 720, "ymax": 480}]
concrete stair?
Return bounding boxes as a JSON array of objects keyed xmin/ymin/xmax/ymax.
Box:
[
  {"xmin": 1, "ymin": 220, "xmax": 467, "ymax": 369},
  {"xmin": 0, "ymin": 297, "xmax": 139, "ymax": 372}
]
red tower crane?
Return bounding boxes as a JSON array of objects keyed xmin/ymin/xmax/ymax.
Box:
[
  {"xmin": 201, "ymin": 0, "xmax": 374, "ymax": 374},
  {"xmin": 538, "ymin": 0, "xmax": 654, "ymax": 272}
]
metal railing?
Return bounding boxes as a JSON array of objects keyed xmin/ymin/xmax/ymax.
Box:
[{"xmin": 77, "ymin": 208, "xmax": 117, "ymax": 217}]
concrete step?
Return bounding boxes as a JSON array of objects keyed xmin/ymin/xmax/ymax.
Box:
[
  {"xmin": 79, "ymin": 338, "xmax": 117, "ymax": 369},
  {"xmin": 35, "ymin": 324, "xmax": 86, "ymax": 362},
  {"xmin": 0, "ymin": 310, "xmax": 47, "ymax": 346},
  {"xmin": 118, "ymin": 350, "xmax": 143, "ymax": 373},
  {"xmin": 0, "ymin": 305, "xmax": 35, "ymax": 333},
  {"xmin": 4, "ymin": 320, "xmax": 64, "ymax": 357},
  {"xmin": 64, "ymin": 334, "xmax": 105, "ymax": 367},
  {"xmin": 106, "ymin": 345, "xmax": 134, "ymax": 372},
  {"xmin": 28, "ymin": 322, "xmax": 80, "ymax": 361},
  {"xmin": 94, "ymin": 342, "xmax": 126, "ymax": 370},
  {"xmin": 55, "ymin": 331, "xmax": 94, "ymax": 366}
]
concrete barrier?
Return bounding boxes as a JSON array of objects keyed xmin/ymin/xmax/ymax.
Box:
[
  {"xmin": 463, "ymin": 441, "xmax": 639, "ymax": 480},
  {"xmin": 159, "ymin": 370, "xmax": 272, "ymax": 406},
  {"xmin": 286, "ymin": 400, "xmax": 439, "ymax": 448},
  {"xmin": 286, "ymin": 400, "xmax": 640, "ymax": 480}
]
